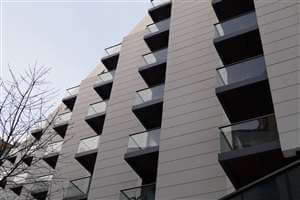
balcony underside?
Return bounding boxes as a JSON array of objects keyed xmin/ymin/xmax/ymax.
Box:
[
  {"xmin": 7, "ymin": 155, "xmax": 17, "ymax": 164},
  {"xmin": 212, "ymin": 0, "xmax": 255, "ymax": 21},
  {"xmin": 0, "ymin": 179, "xmax": 7, "ymax": 189},
  {"xmin": 11, "ymin": 185, "xmax": 23, "ymax": 196},
  {"xmin": 132, "ymin": 99, "xmax": 163, "ymax": 129},
  {"xmin": 148, "ymin": 2, "xmax": 171, "ymax": 23},
  {"xmin": 53, "ymin": 122, "xmax": 68, "ymax": 138},
  {"xmin": 101, "ymin": 53, "xmax": 119, "ymax": 71},
  {"xmin": 62, "ymin": 95, "xmax": 77, "ymax": 111},
  {"xmin": 216, "ymin": 75, "xmax": 274, "ymax": 123},
  {"xmin": 85, "ymin": 112, "xmax": 106, "ymax": 135},
  {"xmin": 214, "ymin": 27, "xmax": 263, "ymax": 65},
  {"xmin": 75, "ymin": 149, "xmax": 98, "ymax": 174},
  {"xmin": 24, "ymin": 156, "xmax": 33, "ymax": 166},
  {"xmin": 219, "ymin": 141, "xmax": 298, "ymax": 189},
  {"xmin": 124, "ymin": 146, "xmax": 159, "ymax": 183},
  {"xmin": 93, "ymin": 80, "xmax": 113, "ymax": 100},
  {"xmin": 43, "ymin": 153, "xmax": 59, "ymax": 169},
  {"xmin": 31, "ymin": 191, "xmax": 48, "ymax": 200},
  {"xmin": 144, "ymin": 29, "xmax": 169, "ymax": 52},
  {"xmin": 31, "ymin": 129, "xmax": 43, "ymax": 140},
  {"xmin": 139, "ymin": 61, "xmax": 166, "ymax": 86}
]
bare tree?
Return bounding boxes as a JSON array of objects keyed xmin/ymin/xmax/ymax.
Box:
[{"xmin": 0, "ymin": 64, "xmax": 66, "ymax": 199}]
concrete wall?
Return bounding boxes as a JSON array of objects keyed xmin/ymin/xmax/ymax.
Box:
[
  {"xmin": 88, "ymin": 28, "xmax": 154, "ymax": 199},
  {"xmin": 155, "ymin": 1, "xmax": 232, "ymax": 200},
  {"xmin": 254, "ymin": 0, "xmax": 300, "ymax": 157}
]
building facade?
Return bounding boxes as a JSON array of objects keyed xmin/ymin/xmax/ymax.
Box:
[{"xmin": 1, "ymin": 0, "xmax": 300, "ymax": 199}]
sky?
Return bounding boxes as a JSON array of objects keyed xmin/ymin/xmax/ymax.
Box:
[{"xmin": 1, "ymin": 0, "xmax": 150, "ymax": 101}]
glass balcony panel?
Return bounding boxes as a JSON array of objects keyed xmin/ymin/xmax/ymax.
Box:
[
  {"xmin": 44, "ymin": 141, "xmax": 63, "ymax": 155},
  {"xmin": 128, "ymin": 129, "xmax": 160, "ymax": 153},
  {"xmin": 146, "ymin": 18, "xmax": 170, "ymax": 33},
  {"xmin": 151, "ymin": 0, "xmax": 171, "ymax": 7},
  {"xmin": 104, "ymin": 44, "xmax": 122, "ymax": 56},
  {"xmin": 13, "ymin": 173, "xmax": 28, "ymax": 184},
  {"xmin": 55, "ymin": 112, "xmax": 72, "ymax": 125},
  {"xmin": 217, "ymin": 56, "xmax": 266, "ymax": 86},
  {"xmin": 143, "ymin": 48, "xmax": 167, "ymax": 65},
  {"xmin": 96, "ymin": 70, "xmax": 115, "ymax": 84},
  {"xmin": 220, "ymin": 115, "xmax": 279, "ymax": 153},
  {"xmin": 135, "ymin": 85, "xmax": 164, "ymax": 105},
  {"xmin": 120, "ymin": 184, "xmax": 156, "ymax": 200},
  {"xmin": 32, "ymin": 120, "xmax": 48, "ymax": 130},
  {"xmin": 65, "ymin": 85, "xmax": 80, "ymax": 97},
  {"xmin": 87, "ymin": 101, "xmax": 107, "ymax": 116},
  {"xmin": 214, "ymin": 12, "xmax": 257, "ymax": 38},
  {"xmin": 64, "ymin": 177, "xmax": 91, "ymax": 199},
  {"xmin": 223, "ymin": 164, "xmax": 300, "ymax": 200},
  {"xmin": 77, "ymin": 136, "xmax": 100, "ymax": 154}
]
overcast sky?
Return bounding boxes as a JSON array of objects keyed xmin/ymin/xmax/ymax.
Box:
[{"xmin": 1, "ymin": 0, "xmax": 150, "ymax": 100}]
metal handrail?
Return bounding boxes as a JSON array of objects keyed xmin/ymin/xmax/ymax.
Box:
[
  {"xmin": 120, "ymin": 183, "xmax": 156, "ymax": 193},
  {"xmin": 219, "ymin": 114, "xmax": 275, "ymax": 130},
  {"xmin": 216, "ymin": 54, "xmax": 264, "ymax": 71},
  {"xmin": 214, "ymin": 10, "xmax": 256, "ymax": 25},
  {"xmin": 104, "ymin": 43, "xmax": 122, "ymax": 55}
]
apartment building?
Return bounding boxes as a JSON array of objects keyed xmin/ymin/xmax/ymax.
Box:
[{"xmin": 1, "ymin": 0, "xmax": 300, "ymax": 199}]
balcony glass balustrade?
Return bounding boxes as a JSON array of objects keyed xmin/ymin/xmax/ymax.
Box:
[
  {"xmin": 120, "ymin": 184, "xmax": 156, "ymax": 200},
  {"xmin": 13, "ymin": 173, "xmax": 28, "ymax": 184},
  {"xmin": 135, "ymin": 85, "xmax": 164, "ymax": 106},
  {"xmin": 214, "ymin": 12, "xmax": 257, "ymax": 38},
  {"xmin": 104, "ymin": 43, "xmax": 122, "ymax": 56},
  {"xmin": 127, "ymin": 129, "xmax": 160, "ymax": 153},
  {"xmin": 146, "ymin": 18, "xmax": 170, "ymax": 34},
  {"xmin": 65, "ymin": 85, "xmax": 80, "ymax": 97},
  {"xmin": 216, "ymin": 55, "xmax": 266, "ymax": 86},
  {"xmin": 220, "ymin": 161, "xmax": 300, "ymax": 200},
  {"xmin": 143, "ymin": 48, "xmax": 167, "ymax": 66},
  {"xmin": 44, "ymin": 141, "xmax": 63, "ymax": 156},
  {"xmin": 77, "ymin": 136, "xmax": 99, "ymax": 154},
  {"xmin": 55, "ymin": 112, "xmax": 72, "ymax": 125},
  {"xmin": 87, "ymin": 101, "xmax": 107, "ymax": 117},
  {"xmin": 150, "ymin": 0, "xmax": 170, "ymax": 7},
  {"xmin": 30, "ymin": 175, "xmax": 53, "ymax": 192},
  {"xmin": 96, "ymin": 70, "xmax": 115, "ymax": 85},
  {"xmin": 32, "ymin": 120, "xmax": 48, "ymax": 130},
  {"xmin": 63, "ymin": 177, "xmax": 91, "ymax": 199},
  {"xmin": 220, "ymin": 114, "xmax": 279, "ymax": 153}
]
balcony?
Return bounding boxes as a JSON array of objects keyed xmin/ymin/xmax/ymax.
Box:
[
  {"xmin": 30, "ymin": 175, "xmax": 53, "ymax": 200},
  {"xmin": 120, "ymin": 183, "xmax": 156, "ymax": 200},
  {"xmin": 24, "ymin": 155, "xmax": 33, "ymax": 166},
  {"xmin": 214, "ymin": 12, "xmax": 263, "ymax": 65},
  {"xmin": 132, "ymin": 85, "xmax": 164, "ymax": 129},
  {"xmin": 63, "ymin": 177, "xmax": 91, "ymax": 200},
  {"xmin": 124, "ymin": 129, "xmax": 160, "ymax": 183},
  {"xmin": 75, "ymin": 136, "xmax": 99, "ymax": 174},
  {"xmin": 42, "ymin": 141, "xmax": 63, "ymax": 169},
  {"xmin": 93, "ymin": 70, "xmax": 115, "ymax": 100},
  {"xmin": 218, "ymin": 114, "xmax": 297, "ymax": 189},
  {"xmin": 85, "ymin": 101, "xmax": 107, "ymax": 134},
  {"xmin": 31, "ymin": 120, "xmax": 48, "ymax": 140},
  {"xmin": 220, "ymin": 160, "xmax": 300, "ymax": 200},
  {"xmin": 10, "ymin": 173, "xmax": 28, "ymax": 196},
  {"xmin": 101, "ymin": 43, "xmax": 121, "ymax": 71},
  {"xmin": 139, "ymin": 49, "xmax": 167, "ymax": 86},
  {"xmin": 212, "ymin": 0, "xmax": 255, "ymax": 22},
  {"xmin": 144, "ymin": 18, "xmax": 170, "ymax": 51},
  {"xmin": 216, "ymin": 55, "xmax": 274, "ymax": 122},
  {"xmin": 53, "ymin": 112, "xmax": 72, "ymax": 138},
  {"xmin": 149, "ymin": 0, "xmax": 171, "ymax": 23},
  {"xmin": 62, "ymin": 85, "xmax": 80, "ymax": 111}
]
